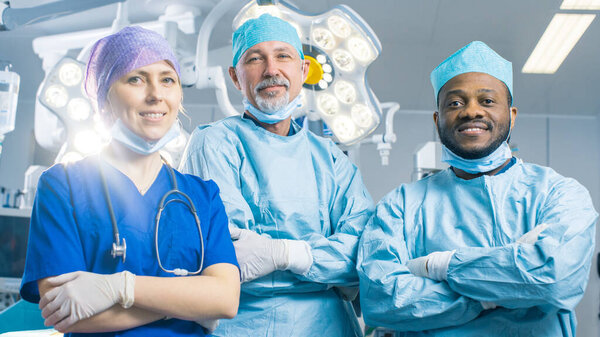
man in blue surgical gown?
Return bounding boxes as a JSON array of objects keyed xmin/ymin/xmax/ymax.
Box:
[
  {"xmin": 180, "ymin": 14, "xmax": 374, "ymax": 337},
  {"xmin": 357, "ymin": 41, "xmax": 598, "ymax": 336}
]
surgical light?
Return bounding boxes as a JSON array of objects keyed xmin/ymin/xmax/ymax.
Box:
[
  {"xmin": 312, "ymin": 28, "xmax": 336, "ymax": 50},
  {"xmin": 317, "ymin": 93, "xmax": 339, "ymax": 115},
  {"xmin": 38, "ymin": 56, "xmax": 104, "ymax": 163},
  {"xmin": 348, "ymin": 37, "xmax": 374, "ymax": 63},
  {"xmin": 332, "ymin": 116, "xmax": 356, "ymax": 143},
  {"xmin": 351, "ymin": 104, "xmax": 373, "ymax": 128},
  {"xmin": 67, "ymin": 98, "xmax": 92, "ymax": 121},
  {"xmin": 327, "ymin": 15, "xmax": 352, "ymax": 38},
  {"xmin": 59, "ymin": 62, "xmax": 83, "ymax": 86},
  {"xmin": 44, "ymin": 85, "xmax": 69, "ymax": 108},
  {"xmin": 233, "ymin": 1, "xmax": 383, "ymax": 145},
  {"xmin": 334, "ymin": 81, "xmax": 356, "ymax": 104},
  {"xmin": 332, "ymin": 49, "xmax": 355, "ymax": 72}
]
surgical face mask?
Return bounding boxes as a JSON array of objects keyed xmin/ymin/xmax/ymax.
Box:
[
  {"xmin": 441, "ymin": 141, "xmax": 512, "ymax": 174},
  {"xmin": 243, "ymin": 94, "xmax": 302, "ymax": 124},
  {"xmin": 111, "ymin": 118, "xmax": 181, "ymax": 155}
]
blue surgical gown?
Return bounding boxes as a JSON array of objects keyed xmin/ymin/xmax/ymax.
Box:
[
  {"xmin": 180, "ymin": 116, "xmax": 374, "ymax": 337},
  {"xmin": 20, "ymin": 155, "xmax": 238, "ymax": 337},
  {"xmin": 357, "ymin": 159, "xmax": 598, "ymax": 336}
]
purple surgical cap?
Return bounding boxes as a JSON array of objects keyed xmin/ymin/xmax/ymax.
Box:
[{"xmin": 84, "ymin": 26, "xmax": 181, "ymax": 114}]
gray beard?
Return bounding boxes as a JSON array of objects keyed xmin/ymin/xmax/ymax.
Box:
[{"xmin": 255, "ymin": 91, "xmax": 289, "ymax": 113}]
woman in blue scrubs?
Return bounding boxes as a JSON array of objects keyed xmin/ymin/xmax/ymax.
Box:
[{"xmin": 20, "ymin": 26, "xmax": 240, "ymax": 336}]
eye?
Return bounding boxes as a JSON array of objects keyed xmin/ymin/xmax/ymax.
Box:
[
  {"xmin": 127, "ymin": 76, "xmax": 142, "ymax": 84},
  {"xmin": 162, "ymin": 77, "xmax": 176, "ymax": 85},
  {"xmin": 246, "ymin": 56, "xmax": 262, "ymax": 63},
  {"xmin": 278, "ymin": 53, "xmax": 292, "ymax": 59},
  {"xmin": 482, "ymin": 98, "xmax": 495, "ymax": 105},
  {"xmin": 448, "ymin": 100, "xmax": 462, "ymax": 107}
]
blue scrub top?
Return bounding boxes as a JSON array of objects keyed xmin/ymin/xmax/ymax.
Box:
[{"xmin": 20, "ymin": 156, "xmax": 238, "ymax": 337}]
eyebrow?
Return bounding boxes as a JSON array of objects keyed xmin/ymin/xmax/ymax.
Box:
[
  {"xmin": 444, "ymin": 88, "xmax": 497, "ymax": 96},
  {"xmin": 244, "ymin": 46, "xmax": 296, "ymax": 57},
  {"xmin": 131, "ymin": 70, "xmax": 176, "ymax": 76}
]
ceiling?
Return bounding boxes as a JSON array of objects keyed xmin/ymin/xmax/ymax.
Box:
[{"xmin": 2, "ymin": 0, "xmax": 599, "ymax": 116}]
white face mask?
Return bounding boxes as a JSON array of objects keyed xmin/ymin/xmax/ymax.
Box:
[{"xmin": 110, "ymin": 119, "xmax": 181, "ymax": 155}]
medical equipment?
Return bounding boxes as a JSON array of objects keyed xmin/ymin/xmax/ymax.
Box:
[
  {"xmin": 0, "ymin": 61, "xmax": 19, "ymax": 159},
  {"xmin": 99, "ymin": 160, "xmax": 204, "ymax": 276},
  {"xmin": 413, "ymin": 141, "xmax": 446, "ymax": 181}
]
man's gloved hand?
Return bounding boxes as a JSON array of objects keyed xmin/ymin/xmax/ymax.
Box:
[
  {"xmin": 39, "ymin": 270, "xmax": 135, "ymax": 332},
  {"xmin": 517, "ymin": 223, "xmax": 550, "ymax": 245},
  {"xmin": 230, "ymin": 227, "xmax": 313, "ymax": 283},
  {"xmin": 480, "ymin": 301, "xmax": 497, "ymax": 310},
  {"xmin": 196, "ymin": 318, "xmax": 219, "ymax": 334},
  {"xmin": 406, "ymin": 250, "xmax": 455, "ymax": 281}
]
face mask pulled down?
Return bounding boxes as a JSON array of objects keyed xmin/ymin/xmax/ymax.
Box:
[{"xmin": 110, "ymin": 119, "xmax": 180, "ymax": 155}]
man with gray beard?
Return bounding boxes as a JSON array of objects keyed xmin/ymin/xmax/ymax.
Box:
[{"xmin": 179, "ymin": 14, "xmax": 374, "ymax": 337}]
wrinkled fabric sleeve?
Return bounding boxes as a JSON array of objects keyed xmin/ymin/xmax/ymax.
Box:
[
  {"xmin": 179, "ymin": 127, "xmax": 255, "ymax": 231},
  {"xmin": 20, "ymin": 165, "xmax": 87, "ymax": 303},
  {"xmin": 297, "ymin": 145, "xmax": 375, "ymax": 286},
  {"xmin": 447, "ymin": 178, "xmax": 598, "ymax": 310},
  {"xmin": 357, "ymin": 189, "xmax": 484, "ymax": 331}
]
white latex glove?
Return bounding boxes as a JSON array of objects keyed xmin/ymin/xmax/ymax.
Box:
[
  {"xmin": 406, "ymin": 250, "xmax": 455, "ymax": 281},
  {"xmin": 517, "ymin": 223, "xmax": 550, "ymax": 245},
  {"xmin": 196, "ymin": 318, "xmax": 219, "ymax": 334},
  {"xmin": 39, "ymin": 270, "xmax": 135, "ymax": 332},
  {"xmin": 230, "ymin": 227, "xmax": 313, "ymax": 282}
]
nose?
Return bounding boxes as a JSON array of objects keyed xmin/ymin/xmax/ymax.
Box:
[
  {"xmin": 459, "ymin": 99, "xmax": 484, "ymax": 119},
  {"xmin": 145, "ymin": 80, "xmax": 163, "ymax": 103},
  {"xmin": 263, "ymin": 57, "xmax": 281, "ymax": 77}
]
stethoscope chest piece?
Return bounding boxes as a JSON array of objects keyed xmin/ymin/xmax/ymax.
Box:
[{"xmin": 112, "ymin": 237, "xmax": 127, "ymax": 263}]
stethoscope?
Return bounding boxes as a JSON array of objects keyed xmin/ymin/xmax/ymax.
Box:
[{"xmin": 98, "ymin": 159, "xmax": 204, "ymax": 276}]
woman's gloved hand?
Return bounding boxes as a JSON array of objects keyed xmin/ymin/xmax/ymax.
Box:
[{"xmin": 39, "ymin": 270, "xmax": 135, "ymax": 331}]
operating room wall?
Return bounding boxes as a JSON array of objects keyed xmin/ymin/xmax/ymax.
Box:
[{"xmin": 357, "ymin": 110, "xmax": 600, "ymax": 337}]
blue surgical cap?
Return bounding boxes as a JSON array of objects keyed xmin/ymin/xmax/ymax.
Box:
[
  {"xmin": 430, "ymin": 41, "xmax": 512, "ymax": 103},
  {"xmin": 232, "ymin": 14, "xmax": 304, "ymax": 67}
]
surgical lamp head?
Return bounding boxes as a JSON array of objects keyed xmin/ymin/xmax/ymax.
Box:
[
  {"xmin": 232, "ymin": 13, "xmax": 304, "ymax": 68},
  {"xmin": 84, "ymin": 26, "xmax": 181, "ymax": 120}
]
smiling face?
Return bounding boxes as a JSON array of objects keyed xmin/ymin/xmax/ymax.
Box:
[
  {"xmin": 107, "ymin": 60, "xmax": 181, "ymax": 141},
  {"xmin": 434, "ymin": 72, "xmax": 517, "ymax": 159},
  {"xmin": 229, "ymin": 40, "xmax": 309, "ymax": 113}
]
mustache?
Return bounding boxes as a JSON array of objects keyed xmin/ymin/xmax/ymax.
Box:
[
  {"xmin": 255, "ymin": 76, "xmax": 290, "ymax": 92},
  {"xmin": 456, "ymin": 118, "xmax": 493, "ymax": 130}
]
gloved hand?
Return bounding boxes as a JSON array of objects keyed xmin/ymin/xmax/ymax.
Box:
[
  {"xmin": 39, "ymin": 270, "xmax": 135, "ymax": 332},
  {"xmin": 230, "ymin": 227, "xmax": 313, "ymax": 282},
  {"xmin": 196, "ymin": 318, "xmax": 219, "ymax": 334},
  {"xmin": 517, "ymin": 223, "xmax": 550, "ymax": 245},
  {"xmin": 406, "ymin": 250, "xmax": 455, "ymax": 281}
]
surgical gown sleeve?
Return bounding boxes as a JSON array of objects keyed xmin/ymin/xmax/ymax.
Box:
[
  {"xmin": 20, "ymin": 165, "xmax": 87, "ymax": 303},
  {"xmin": 298, "ymin": 143, "xmax": 374, "ymax": 285},
  {"xmin": 446, "ymin": 177, "xmax": 598, "ymax": 310},
  {"xmin": 357, "ymin": 188, "xmax": 484, "ymax": 331},
  {"xmin": 179, "ymin": 130, "xmax": 255, "ymax": 230}
]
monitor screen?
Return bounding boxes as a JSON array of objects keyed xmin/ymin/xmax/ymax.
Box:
[{"xmin": 0, "ymin": 214, "xmax": 30, "ymax": 278}]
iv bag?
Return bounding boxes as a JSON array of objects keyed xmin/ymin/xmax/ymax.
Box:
[{"xmin": 0, "ymin": 62, "xmax": 20, "ymax": 135}]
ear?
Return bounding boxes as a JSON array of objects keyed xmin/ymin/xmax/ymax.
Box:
[
  {"xmin": 228, "ymin": 66, "xmax": 242, "ymax": 91},
  {"xmin": 301, "ymin": 58, "xmax": 310, "ymax": 82},
  {"xmin": 509, "ymin": 106, "xmax": 518, "ymax": 130},
  {"xmin": 433, "ymin": 111, "xmax": 441, "ymax": 134}
]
